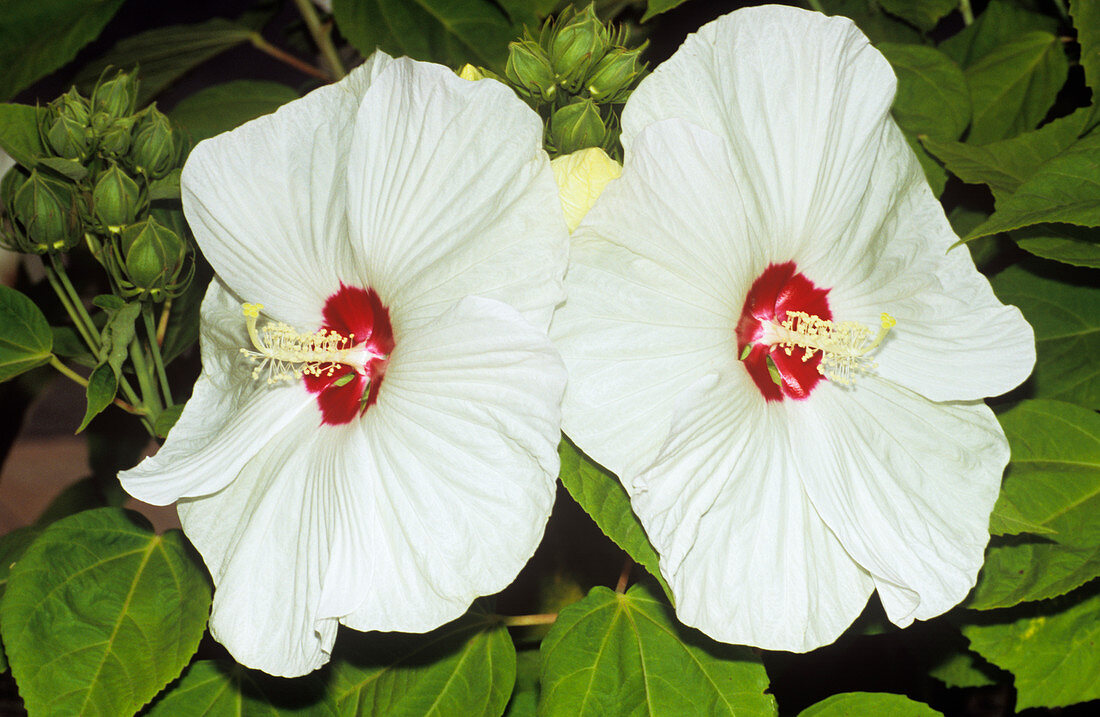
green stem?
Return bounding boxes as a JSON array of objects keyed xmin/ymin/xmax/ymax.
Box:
[
  {"xmin": 249, "ymin": 32, "xmax": 331, "ymax": 81},
  {"xmin": 48, "ymin": 355, "xmax": 147, "ymax": 416},
  {"xmin": 128, "ymin": 334, "xmax": 163, "ymax": 417},
  {"xmin": 142, "ymin": 304, "xmax": 174, "ymax": 407},
  {"xmin": 292, "ymin": 0, "xmax": 346, "ymax": 80},
  {"xmin": 501, "ymin": 613, "xmax": 558, "ymax": 627},
  {"xmin": 43, "ymin": 262, "xmax": 97, "ymax": 351},
  {"xmin": 959, "ymin": 0, "xmax": 974, "ymax": 26},
  {"xmin": 806, "ymin": 0, "xmax": 826, "ymax": 13},
  {"xmin": 1051, "ymin": 0, "xmax": 1070, "ymax": 21}
]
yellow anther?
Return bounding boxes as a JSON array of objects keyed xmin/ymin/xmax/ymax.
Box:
[
  {"xmin": 237, "ymin": 303, "xmax": 377, "ymax": 384},
  {"xmin": 762, "ymin": 311, "xmax": 896, "ymax": 386}
]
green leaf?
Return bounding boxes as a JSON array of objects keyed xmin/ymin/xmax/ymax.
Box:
[
  {"xmin": 154, "ymin": 403, "xmax": 184, "ymax": 438},
  {"xmin": 147, "ymin": 660, "xmax": 334, "ymax": 716},
  {"xmin": 1072, "ymin": 0, "xmax": 1100, "ymax": 93},
  {"xmin": 969, "ymin": 400, "xmax": 1100, "ymax": 609},
  {"xmin": 0, "ymin": 526, "xmax": 41, "ymax": 674},
  {"xmin": 939, "ymin": 0, "xmax": 1058, "ymax": 68},
  {"xmin": 988, "ymin": 494, "xmax": 1057, "ymax": 537},
  {"xmin": 37, "ymin": 477, "xmax": 112, "ymax": 525},
  {"xmin": 558, "ymin": 438, "xmax": 670, "ymax": 599},
  {"xmin": 50, "ymin": 326, "xmax": 94, "ymax": 366},
  {"xmin": 539, "ymin": 583, "xmax": 775, "ymax": 716},
  {"xmin": 330, "ymin": 608, "xmax": 515, "ymax": 716},
  {"xmin": 878, "ymin": 0, "xmax": 956, "ymax": 32},
  {"xmin": 927, "ymin": 648, "xmax": 1001, "ymax": 689},
  {"xmin": 1012, "ymin": 224, "xmax": 1100, "ymax": 269},
  {"xmin": 967, "ymin": 132, "xmax": 1100, "ymax": 240},
  {"xmin": 965, "ymin": 31, "xmax": 1068, "ymax": 144},
  {"xmin": 798, "ymin": 692, "xmax": 942, "ymax": 716},
  {"xmin": 0, "ymin": 508, "xmax": 211, "ymax": 716},
  {"xmin": 333, "ymin": 0, "xmax": 516, "ymax": 72},
  {"xmin": 641, "ymin": 0, "xmax": 690, "ymax": 23},
  {"xmin": 0, "ymin": 284, "xmax": 53, "ymax": 382},
  {"xmin": 75, "ymin": 19, "xmax": 256, "ymax": 107},
  {"xmin": 880, "ymin": 43, "xmax": 970, "ymax": 141},
  {"xmin": 0, "ymin": 104, "xmax": 47, "ymax": 168},
  {"xmin": 906, "ymin": 133, "xmax": 947, "ymax": 197},
  {"xmin": 990, "ymin": 262, "xmax": 1100, "ymax": 410},
  {"xmin": 819, "ymin": 1, "xmax": 924, "ymax": 45},
  {"xmin": 503, "ymin": 649, "xmax": 539, "ymax": 717},
  {"xmin": 36, "ymin": 156, "xmax": 89, "ymax": 183},
  {"xmin": 963, "ymin": 590, "xmax": 1100, "ymax": 709},
  {"xmin": 148, "ymin": 169, "xmax": 181, "ymax": 201},
  {"xmin": 922, "ymin": 106, "xmax": 1090, "ymax": 203},
  {"xmin": 170, "ymin": 80, "xmax": 299, "ymax": 144},
  {"xmin": 0, "ymin": 0, "xmax": 126, "ymax": 100},
  {"xmin": 99, "ymin": 299, "xmax": 141, "ymax": 375}
]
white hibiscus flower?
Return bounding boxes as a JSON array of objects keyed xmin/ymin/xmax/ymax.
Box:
[
  {"xmin": 120, "ymin": 52, "xmax": 569, "ymax": 676},
  {"xmin": 550, "ymin": 6, "xmax": 1035, "ymax": 651}
]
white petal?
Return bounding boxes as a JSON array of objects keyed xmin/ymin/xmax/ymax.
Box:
[
  {"xmin": 119, "ymin": 281, "xmax": 315, "ymax": 505},
  {"xmin": 180, "ymin": 52, "xmax": 396, "ymax": 326},
  {"xmin": 632, "ymin": 374, "xmax": 874, "ymax": 651},
  {"xmin": 328, "ymin": 296, "xmax": 564, "ymax": 630},
  {"xmin": 176, "ymin": 409, "xmax": 347, "ymax": 677},
  {"xmin": 553, "ymin": 120, "xmax": 759, "ymax": 481},
  {"xmin": 345, "ymin": 58, "xmax": 568, "ymax": 332},
  {"xmin": 622, "ymin": 5, "xmax": 896, "ymax": 257},
  {"xmin": 787, "ymin": 378, "xmax": 1007, "ymax": 626}
]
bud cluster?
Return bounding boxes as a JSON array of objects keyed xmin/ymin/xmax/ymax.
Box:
[
  {"xmin": 495, "ymin": 4, "xmax": 646, "ymax": 157},
  {"xmin": 0, "ymin": 69, "xmax": 191, "ymax": 301}
]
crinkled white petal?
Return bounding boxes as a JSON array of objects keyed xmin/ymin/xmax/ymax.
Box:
[
  {"xmin": 622, "ymin": 5, "xmax": 896, "ymax": 262},
  {"xmin": 176, "ymin": 407, "xmax": 345, "ymax": 677},
  {"xmin": 332, "ymin": 296, "xmax": 564, "ymax": 631},
  {"xmin": 553, "ymin": 120, "xmax": 756, "ymax": 481},
  {"xmin": 346, "ymin": 58, "xmax": 568, "ymax": 332},
  {"xmin": 632, "ymin": 374, "xmax": 875, "ymax": 651},
  {"xmin": 180, "ymin": 51, "xmax": 396, "ymax": 327},
  {"xmin": 786, "ymin": 377, "xmax": 1007, "ymax": 627},
  {"xmin": 119, "ymin": 280, "xmax": 315, "ymax": 505}
]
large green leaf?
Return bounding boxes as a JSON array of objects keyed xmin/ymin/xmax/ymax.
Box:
[
  {"xmin": 939, "ymin": 0, "xmax": 1058, "ymax": 68},
  {"xmin": 922, "ymin": 106, "xmax": 1091, "ymax": 203},
  {"xmin": 798, "ymin": 692, "xmax": 942, "ymax": 716},
  {"xmin": 1012, "ymin": 224, "xmax": 1100, "ymax": 269},
  {"xmin": 964, "ymin": 590, "xmax": 1100, "ymax": 710},
  {"xmin": 927, "ymin": 649, "xmax": 1001, "ymax": 689},
  {"xmin": 503, "ymin": 649, "xmax": 539, "ymax": 717},
  {"xmin": 990, "ymin": 262, "xmax": 1100, "ymax": 410},
  {"xmin": 641, "ymin": 0, "xmax": 691, "ymax": 23},
  {"xmin": 0, "ymin": 508, "xmax": 211, "ymax": 716},
  {"xmin": 170, "ymin": 80, "xmax": 299, "ymax": 144},
  {"xmin": 330, "ymin": 608, "xmax": 515, "ymax": 716},
  {"xmin": 333, "ymin": 0, "xmax": 516, "ymax": 72},
  {"xmin": 967, "ymin": 131, "xmax": 1100, "ymax": 240},
  {"xmin": 878, "ymin": 0, "xmax": 956, "ymax": 32},
  {"xmin": 0, "ymin": 104, "xmax": 47, "ymax": 168},
  {"xmin": 75, "ymin": 19, "xmax": 256, "ymax": 107},
  {"xmin": 0, "ymin": 284, "xmax": 53, "ymax": 382},
  {"xmin": 1072, "ymin": 0, "xmax": 1100, "ymax": 93},
  {"xmin": 538, "ymin": 583, "xmax": 776, "ymax": 716},
  {"xmin": 0, "ymin": 0, "xmax": 126, "ymax": 100},
  {"xmin": 557, "ymin": 438, "xmax": 670, "ymax": 599},
  {"xmin": 970, "ymin": 400, "xmax": 1100, "ymax": 609},
  {"xmin": 0, "ymin": 526, "xmax": 40, "ymax": 674},
  {"xmin": 880, "ymin": 43, "xmax": 970, "ymax": 141},
  {"xmin": 965, "ymin": 31, "xmax": 1068, "ymax": 144},
  {"xmin": 147, "ymin": 660, "xmax": 334, "ymax": 716}
]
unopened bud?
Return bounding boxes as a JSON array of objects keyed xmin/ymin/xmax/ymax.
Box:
[
  {"xmin": 11, "ymin": 171, "xmax": 81, "ymax": 253},
  {"xmin": 93, "ymin": 164, "xmax": 144, "ymax": 229},
  {"xmin": 130, "ymin": 107, "xmax": 177, "ymax": 179},
  {"xmin": 505, "ymin": 40, "xmax": 557, "ymax": 101},
  {"xmin": 550, "ymin": 5, "xmax": 609, "ymax": 91},
  {"xmin": 586, "ymin": 47, "xmax": 643, "ymax": 102},
  {"xmin": 550, "ymin": 99, "xmax": 606, "ymax": 155},
  {"xmin": 98, "ymin": 116, "xmax": 135, "ymax": 157},
  {"xmin": 92, "ymin": 70, "xmax": 138, "ymax": 119},
  {"xmin": 44, "ymin": 88, "xmax": 92, "ymax": 160},
  {"xmin": 119, "ymin": 217, "xmax": 188, "ymax": 299}
]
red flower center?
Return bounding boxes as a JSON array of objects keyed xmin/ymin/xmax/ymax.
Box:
[
  {"xmin": 736, "ymin": 261, "xmax": 832, "ymax": 402},
  {"xmin": 303, "ymin": 284, "xmax": 394, "ymax": 425}
]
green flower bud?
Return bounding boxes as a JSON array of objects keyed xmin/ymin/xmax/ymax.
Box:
[
  {"xmin": 119, "ymin": 217, "xmax": 188, "ymax": 300},
  {"xmin": 44, "ymin": 88, "xmax": 92, "ymax": 160},
  {"xmin": 505, "ymin": 40, "xmax": 557, "ymax": 102},
  {"xmin": 11, "ymin": 171, "xmax": 81, "ymax": 253},
  {"xmin": 93, "ymin": 164, "xmax": 144, "ymax": 229},
  {"xmin": 585, "ymin": 47, "xmax": 643, "ymax": 103},
  {"xmin": 550, "ymin": 99, "xmax": 606, "ymax": 155},
  {"xmin": 550, "ymin": 5, "xmax": 609, "ymax": 91},
  {"xmin": 130, "ymin": 107, "xmax": 178, "ymax": 180},
  {"xmin": 98, "ymin": 116, "xmax": 135, "ymax": 157},
  {"xmin": 92, "ymin": 70, "xmax": 138, "ymax": 119},
  {"xmin": 0, "ymin": 166, "xmax": 28, "ymax": 213}
]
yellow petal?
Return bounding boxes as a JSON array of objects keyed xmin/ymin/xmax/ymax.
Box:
[{"xmin": 551, "ymin": 147, "xmax": 622, "ymax": 233}]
